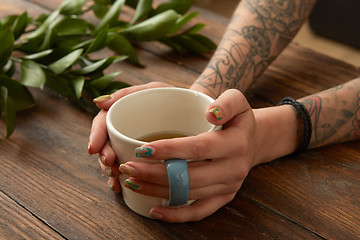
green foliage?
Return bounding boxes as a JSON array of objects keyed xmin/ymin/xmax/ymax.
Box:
[{"xmin": 0, "ymin": 0, "xmax": 216, "ymax": 138}]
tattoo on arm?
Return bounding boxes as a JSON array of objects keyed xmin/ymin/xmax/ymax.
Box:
[
  {"xmin": 299, "ymin": 78, "xmax": 360, "ymax": 148},
  {"xmin": 352, "ymin": 91, "xmax": 360, "ymax": 139},
  {"xmin": 195, "ymin": 0, "xmax": 316, "ymax": 98}
]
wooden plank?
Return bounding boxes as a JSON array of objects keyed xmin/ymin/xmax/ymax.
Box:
[
  {"xmin": 241, "ymin": 144, "xmax": 360, "ymax": 239},
  {"xmin": 0, "ymin": 0, "xmax": 359, "ymax": 239},
  {"xmin": 0, "ymin": 86, "xmax": 323, "ymax": 239},
  {"xmin": 0, "ymin": 191, "xmax": 64, "ymax": 239}
]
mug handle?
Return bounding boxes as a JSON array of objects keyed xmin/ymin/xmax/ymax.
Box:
[{"xmin": 165, "ymin": 159, "xmax": 189, "ymax": 206}]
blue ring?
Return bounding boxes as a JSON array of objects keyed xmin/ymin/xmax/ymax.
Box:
[{"xmin": 165, "ymin": 159, "xmax": 189, "ymax": 206}]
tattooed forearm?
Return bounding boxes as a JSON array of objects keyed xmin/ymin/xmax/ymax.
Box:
[
  {"xmin": 352, "ymin": 90, "xmax": 360, "ymax": 139},
  {"xmin": 192, "ymin": 0, "xmax": 317, "ymax": 98},
  {"xmin": 299, "ymin": 77, "xmax": 360, "ymax": 148}
]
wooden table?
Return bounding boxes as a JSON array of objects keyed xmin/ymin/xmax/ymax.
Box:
[{"xmin": 1, "ymin": 0, "xmax": 359, "ymax": 239}]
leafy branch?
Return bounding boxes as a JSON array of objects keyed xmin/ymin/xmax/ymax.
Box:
[{"xmin": 0, "ymin": 0, "xmax": 216, "ymax": 138}]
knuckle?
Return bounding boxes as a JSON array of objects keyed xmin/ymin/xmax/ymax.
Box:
[
  {"xmin": 192, "ymin": 138, "xmax": 212, "ymax": 159},
  {"xmin": 188, "ymin": 191, "xmax": 202, "ymax": 201}
]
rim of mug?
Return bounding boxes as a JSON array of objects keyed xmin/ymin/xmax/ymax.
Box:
[{"xmin": 106, "ymin": 87, "xmax": 217, "ymax": 145}]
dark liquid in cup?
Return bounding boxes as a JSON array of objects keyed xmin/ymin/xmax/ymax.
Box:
[{"xmin": 137, "ymin": 132, "xmax": 191, "ymax": 142}]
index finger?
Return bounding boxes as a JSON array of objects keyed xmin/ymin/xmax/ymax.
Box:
[
  {"xmin": 93, "ymin": 82, "xmax": 172, "ymax": 110},
  {"xmin": 134, "ymin": 89, "xmax": 253, "ymax": 160},
  {"xmin": 134, "ymin": 129, "xmax": 241, "ymax": 161}
]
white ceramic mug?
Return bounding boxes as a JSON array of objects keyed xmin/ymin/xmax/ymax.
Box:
[{"xmin": 106, "ymin": 87, "xmax": 221, "ymax": 217}]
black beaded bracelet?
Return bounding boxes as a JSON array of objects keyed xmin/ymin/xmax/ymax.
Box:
[{"xmin": 277, "ymin": 97, "xmax": 312, "ymax": 155}]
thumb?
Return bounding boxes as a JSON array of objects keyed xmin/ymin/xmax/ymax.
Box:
[{"xmin": 206, "ymin": 89, "xmax": 251, "ymax": 125}]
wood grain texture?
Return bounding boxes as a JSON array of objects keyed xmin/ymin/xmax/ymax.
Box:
[
  {"xmin": 0, "ymin": 191, "xmax": 64, "ymax": 239},
  {"xmin": 0, "ymin": 0, "xmax": 359, "ymax": 239}
]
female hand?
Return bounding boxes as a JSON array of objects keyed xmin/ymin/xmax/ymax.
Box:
[
  {"xmin": 90, "ymin": 85, "xmax": 298, "ymax": 222},
  {"xmin": 88, "ymin": 82, "xmax": 174, "ymax": 192},
  {"xmin": 119, "ymin": 89, "xmax": 276, "ymax": 222}
]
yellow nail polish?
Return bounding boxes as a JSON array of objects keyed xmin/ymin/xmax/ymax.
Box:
[
  {"xmin": 93, "ymin": 95, "xmax": 111, "ymax": 103},
  {"xmin": 87, "ymin": 141, "xmax": 92, "ymax": 155},
  {"xmin": 105, "ymin": 168, "xmax": 113, "ymax": 177},
  {"xmin": 120, "ymin": 164, "xmax": 135, "ymax": 177},
  {"xmin": 209, "ymin": 107, "xmax": 223, "ymax": 120}
]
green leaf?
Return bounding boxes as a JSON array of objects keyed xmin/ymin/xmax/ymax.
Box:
[
  {"xmin": 131, "ymin": 0, "xmax": 153, "ymax": 24},
  {"xmin": 12, "ymin": 12, "xmax": 29, "ymax": 40},
  {"xmin": 108, "ymin": 34, "xmax": 141, "ymax": 65},
  {"xmin": 0, "ymin": 15, "xmax": 17, "ymax": 29},
  {"xmin": 25, "ymin": 9, "xmax": 60, "ymax": 40},
  {"xmin": 122, "ymin": 9, "xmax": 179, "ymax": 41},
  {"xmin": 71, "ymin": 38, "xmax": 93, "ymax": 50},
  {"xmin": 125, "ymin": 0, "xmax": 139, "ymax": 9},
  {"xmin": 84, "ymin": 28, "xmax": 108, "ymax": 55},
  {"xmin": 74, "ymin": 55, "xmax": 127, "ymax": 75},
  {"xmin": 3, "ymin": 60, "xmax": 15, "ymax": 77},
  {"xmin": 168, "ymin": 11, "xmax": 198, "ymax": 34},
  {"xmin": 59, "ymin": 0, "xmax": 86, "ymax": 16},
  {"xmin": 44, "ymin": 70, "xmax": 73, "ymax": 98},
  {"xmin": 190, "ymin": 33, "xmax": 217, "ymax": 51},
  {"xmin": 71, "ymin": 76, "xmax": 85, "ymax": 99},
  {"xmin": 0, "ymin": 75, "xmax": 36, "ymax": 111},
  {"xmin": 21, "ymin": 60, "xmax": 46, "ymax": 89},
  {"xmin": 39, "ymin": 27, "xmax": 57, "ymax": 50},
  {"xmin": 88, "ymin": 71, "xmax": 122, "ymax": 91},
  {"xmin": 159, "ymin": 37, "xmax": 182, "ymax": 51},
  {"xmin": 91, "ymin": 3, "xmax": 109, "ymax": 19},
  {"xmin": 0, "ymin": 86, "xmax": 16, "ymax": 139},
  {"xmin": 95, "ymin": 0, "xmax": 125, "ymax": 33},
  {"xmin": 24, "ymin": 49, "xmax": 54, "ymax": 60},
  {"xmin": 183, "ymin": 23, "xmax": 205, "ymax": 34},
  {"xmin": 95, "ymin": 0, "xmax": 113, "ymax": 4},
  {"xmin": 154, "ymin": 0, "xmax": 193, "ymax": 15},
  {"xmin": 0, "ymin": 28, "xmax": 14, "ymax": 69},
  {"xmin": 53, "ymin": 17, "xmax": 89, "ymax": 36},
  {"xmin": 48, "ymin": 48, "xmax": 83, "ymax": 74},
  {"xmin": 171, "ymin": 34, "xmax": 208, "ymax": 54}
]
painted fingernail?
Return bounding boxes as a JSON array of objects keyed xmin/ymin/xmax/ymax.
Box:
[
  {"xmin": 87, "ymin": 141, "xmax": 92, "ymax": 155},
  {"xmin": 99, "ymin": 155, "xmax": 106, "ymax": 165},
  {"xmin": 149, "ymin": 210, "xmax": 163, "ymax": 220},
  {"xmin": 93, "ymin": 95, "xmax": 111, "ymax": 103},
  {"xmin": 109, "ymin": 184, "xmax": 114, "ymax": 191},
  {"xmin": 124, "ymin": 178, "xmax": 141, "ymax": 191},
  {"xmin": 135, "ymin": 146, "xmax": 154, "ymax": 158},
  {"xmin": 120, "ymin": 164, "xmax": 136, "ymax": 177},
  {"xmin": 105, "ymin": 168, "xmax": 113, "ymax": 177},
  {"xmin": 209, "ymin": 107, "xmax": 223, "ymax": 120}
]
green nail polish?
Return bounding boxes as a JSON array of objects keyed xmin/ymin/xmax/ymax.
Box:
[
  {"xmin": 124, "ymin": 179, "xmax": 141, "ymax": 191},
  {"xmin": 109, "ymin": 184, "xmax": 114, "ymax": 191},
  {"xmin": 135, "ymin": 146, "xmax": 154, "ymax": 158}
]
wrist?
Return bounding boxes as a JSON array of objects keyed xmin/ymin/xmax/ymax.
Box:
[{"xmin": 253, "ymin": 105, "xmax": 300, "ymax": 165}]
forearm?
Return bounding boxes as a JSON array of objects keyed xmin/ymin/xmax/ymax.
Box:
[
  {"xmin": 299, "ymin": 77, "xmax": 360, "ymax": 148},
  {"xmin": 254, "ymin": 77, "xmax": 360, "ymax": 165},
  {"xmin": 191, "ymin": 0, "xmax": 317, "ymax": 98}
]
